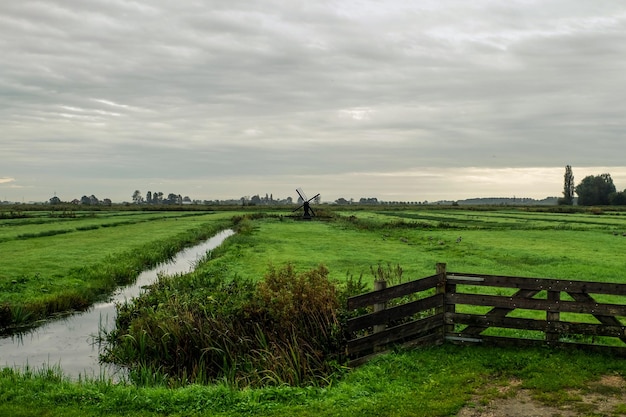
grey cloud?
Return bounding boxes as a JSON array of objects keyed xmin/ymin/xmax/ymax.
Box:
[{"xmin": 2, "ymin": 0, "xmax": 626, "ymax": 202}]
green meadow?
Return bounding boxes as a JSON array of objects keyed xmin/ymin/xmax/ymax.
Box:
[
  {"xmin": 208, "ymin": 208, "xmax": 626, "ymax": 284},
  {"xmin": 2, "ymin": 205, "xmax": 626, "ymax": 416},
  {"xmin": 0, "ymin": 208, "xmax": 235, "ymax": 329}
]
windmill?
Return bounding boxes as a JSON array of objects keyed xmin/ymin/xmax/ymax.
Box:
[{"xmin": 293, "ymin": 188, "xmax": 320, "ymax": 219}]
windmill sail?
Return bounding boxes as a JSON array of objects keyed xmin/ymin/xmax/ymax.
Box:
[{"xmin": 296, "ymin": 187, "xmax": 307, "ymax": 203}]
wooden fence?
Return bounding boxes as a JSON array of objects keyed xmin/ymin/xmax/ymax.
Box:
[{"xmin": 346, "ymin": 263, "xmax": 626, "ymax": 365}]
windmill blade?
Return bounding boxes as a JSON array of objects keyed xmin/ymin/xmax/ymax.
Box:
[
  {"xmin": 296, "ymin": 187, "xmax": 307, "ymax": 202},
  {"xmin": 309, "ymin": 206, "xmax": 316, "ymax": 216},
  {"xmin": 306, "ymin": 193, "xmax": 320, "ymax": 203},
  {"xmin": 292, "ymin": 203, "xmax": 305, "ymax": 212}
]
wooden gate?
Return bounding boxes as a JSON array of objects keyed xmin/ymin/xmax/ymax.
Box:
[{"xmin": 346, "ymin": 263, "xmax": 626, "ymax": 365}]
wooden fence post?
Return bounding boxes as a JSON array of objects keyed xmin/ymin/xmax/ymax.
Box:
[
  {"xmin": 436, "ymin": 263, "xmax": 449, "ymax": 343},
  {"xmin": 546, "ymin": 290, "xmax": 560, "ymax": 343},
  {"xmin": 373, "ymin": 278, "xmax": 387, "ymax": 334}
]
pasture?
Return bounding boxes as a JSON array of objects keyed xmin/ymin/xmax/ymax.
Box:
[
  {"xmin": 208, "ymin": 207, "xmax": 626, "ymax": 284},
  {"xmin": 3, "ymin": 205, "xmax": 626, "ymax": 416}
]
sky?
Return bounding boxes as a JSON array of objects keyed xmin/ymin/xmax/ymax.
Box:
[{"xmin": 2, "ymin": 0, "xmax": 626, "ymax": 203}]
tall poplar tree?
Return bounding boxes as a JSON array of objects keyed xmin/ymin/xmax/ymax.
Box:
[{"xmin": 560, "ymin": 165, "xmax": 575, "ymax": 205}]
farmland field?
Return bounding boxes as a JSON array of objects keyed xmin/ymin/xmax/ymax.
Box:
[
  {"xmin": 206, "ymin": 207, "xmax": 626, "ymax": 284},
  {"xmin": 3, "ymin": 205, "xmax": 626, "ymax": 416},
  {"xmin": 3, "ymin": 205, "xmax": 626, "ymax": 330}
]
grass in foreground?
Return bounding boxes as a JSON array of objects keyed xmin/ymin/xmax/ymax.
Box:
[{"xmin": 2, "ymin": 344, "xmax": 626, "ymax": 416}]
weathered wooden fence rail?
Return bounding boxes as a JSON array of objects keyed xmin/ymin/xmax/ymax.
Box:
[{"xmin": 346, "ymin": 263, "xmax": 626, "ymax": 365}]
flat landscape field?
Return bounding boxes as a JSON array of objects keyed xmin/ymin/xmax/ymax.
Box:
[
  {"xmin": 3, "ymin": 205, "xmax": 626, "ymax": 417},
  {"xmin": 3, "ymin": 205, "xmax": 626, "ymax": 328},
  {"xmin": 207, "ymin": 207, "xmax": 626, "ymax": 284}
]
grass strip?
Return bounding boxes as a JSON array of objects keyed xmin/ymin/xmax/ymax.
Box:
[{"xmin": 2, "ymin": 344, "xmax": 626, "ymax": 416}]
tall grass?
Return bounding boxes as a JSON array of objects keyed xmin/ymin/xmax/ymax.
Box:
[{"xmin": 101, "ymin": 263, "xmax": 356, "ymax": 387}]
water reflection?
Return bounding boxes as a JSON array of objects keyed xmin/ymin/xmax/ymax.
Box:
[{"xmin": 0, "ymin": 229, "xmax": 234, "ymax": 380}]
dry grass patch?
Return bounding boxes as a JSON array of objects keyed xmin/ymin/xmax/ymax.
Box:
[{"xmin": 458, "ymin": 375, "xmax": 626, "ymax": 417}]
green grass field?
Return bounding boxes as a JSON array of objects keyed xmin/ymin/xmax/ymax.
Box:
[
  {"xmin": 0, "ymin": 209, "xmax": 236, "ymax": 329},
  {"xmin": 3, "ymin": 205, "xmax": 626, "ymax": 416},
  {"xmin": 206, "ymin": 208, "xmax": 626, "ymax": 284}
]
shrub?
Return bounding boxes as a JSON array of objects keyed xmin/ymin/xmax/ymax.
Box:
[{"xmin": 102, "ymin": 264, "xmax": 355, "ymax": 387}]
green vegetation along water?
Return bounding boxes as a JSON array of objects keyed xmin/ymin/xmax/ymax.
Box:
[
  {"xmin": 0, "ymin": 229, "xmax": 234, "ymax": 380},
  {"xmin": 0, "ymin": 210, "xmax": 235, "ymax": 331}
]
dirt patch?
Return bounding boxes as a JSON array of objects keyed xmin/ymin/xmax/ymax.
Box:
[{"xmin": 457, "ymin": 375, "xmax": 626, "ymax": 417}]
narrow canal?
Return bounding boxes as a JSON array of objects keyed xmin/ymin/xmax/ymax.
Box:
[{"xmin": 0, "ymin": 229, "xmax": 234, "ymax": 380}]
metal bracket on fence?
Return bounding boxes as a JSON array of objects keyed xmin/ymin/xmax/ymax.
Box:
[
  {"xmin": 445, "ymin": 335, "xmax": 483, "ymax": 343},
  {"xmin": 447, "ymin": 275, "xmax": 485, "ymax": 282}
]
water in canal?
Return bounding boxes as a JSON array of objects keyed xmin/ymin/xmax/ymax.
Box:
[{"xmin": 0, "ymin": 229, "xmax": 234, "ymax": 380}]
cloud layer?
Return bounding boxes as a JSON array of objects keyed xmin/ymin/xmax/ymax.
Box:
[{"xmin": 2, "ymin": 1, "xmax": 626, "ymax": 202}]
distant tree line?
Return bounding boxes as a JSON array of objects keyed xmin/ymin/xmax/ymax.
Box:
[
  {"xmin": 48, "ymin": 195, "xmax": 112, "ymax": 206},
  {"xmin": 334, "ymin": 197, "xmax": 429, "ymax": 205},
  {"xmin": 132, "ymin": 190, "xmax": 192, "ymax": 205},
  {"xmin": 559, "ymin": 166, "xmax": 626, "ymax": 206},
  {"xmin": 243, "ymin": 193, "xmax": 293, "ymax": 206},
  {"xmin": 45, "ymin": 172, "xmax": 626, "ymax": 208}
]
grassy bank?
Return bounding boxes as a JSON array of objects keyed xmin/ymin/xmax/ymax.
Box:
[{"xmin": 0, "ymin": 210, "xmax": 236, "ymax": 331}]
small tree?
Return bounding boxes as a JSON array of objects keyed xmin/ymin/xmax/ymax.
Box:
[
  {"xmin": 132, "ymin": 190, "xmax": 143, "ymax": 204},
  {"xmin": 559, "ymin": 165, "xmax": 575, "ymax": 205}
]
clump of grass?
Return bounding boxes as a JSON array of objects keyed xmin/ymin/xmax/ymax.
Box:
[
  {"xmin": 75, "ymin": 224, "xmax": 100, "ymax": 231},
  {"xmin": 370, "ymin": 262, "xmax": 404, "ymax": 286},
  {"xmin": 16, "ymin": 229, "xmax": 73, "ymax": 239},
  {"xmin": 102, "ymin": 263, "xmax": 357, "ymax": 387}
]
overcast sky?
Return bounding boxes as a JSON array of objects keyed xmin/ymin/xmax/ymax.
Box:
[{"xmin": 2, "ymin": 0, "xmax": 626, "ymax": 203}]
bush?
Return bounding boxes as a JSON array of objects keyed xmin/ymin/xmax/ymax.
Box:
[{"xmin": 102, "ymin": 264, "xmax": 354, "ymax": 387}]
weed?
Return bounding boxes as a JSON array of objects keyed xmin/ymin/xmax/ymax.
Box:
[{"xmin": 10, "ymin": 305, "xmax": 32, "ymax": 326}]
